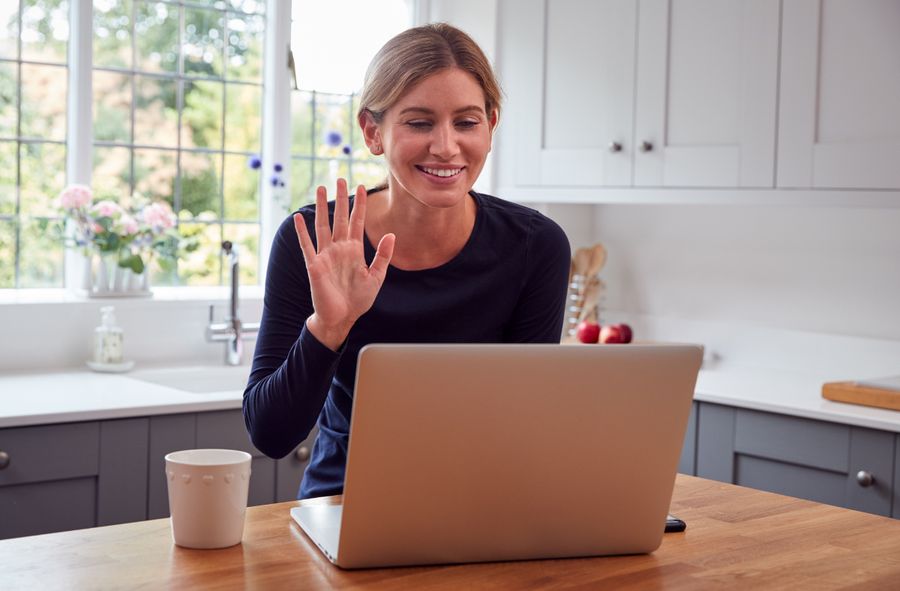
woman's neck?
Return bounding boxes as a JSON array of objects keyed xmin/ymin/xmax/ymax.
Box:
[{"xmin": 365, "ymin": 187, "xmax": 477, "ymax": 271}]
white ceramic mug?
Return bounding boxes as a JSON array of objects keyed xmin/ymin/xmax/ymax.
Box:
[{"xmin": 165, "ymin": 449, "xmax": 252, "ymax": 549}]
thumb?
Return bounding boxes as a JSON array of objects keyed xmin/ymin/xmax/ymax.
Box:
[{"xmin": 368, "ymin": 233, "xmax": 395, "ymax": 281}]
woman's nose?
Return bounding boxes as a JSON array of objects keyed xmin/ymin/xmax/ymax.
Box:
[{"xmin": 430, "ymin": 124, "xmax": 460, "ymax": 159}]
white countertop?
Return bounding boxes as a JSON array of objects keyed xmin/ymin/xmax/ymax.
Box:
[
  {"xmin": 695, "ymin": 364, "xmax": 900, "ymax": 432},
  {"xmin": 0, "ymin": 366, "xmax": 246, "ymax": 428},
  {"xmin": 2, "ymin": 360, "xmax": 900, "ymax": 431}
]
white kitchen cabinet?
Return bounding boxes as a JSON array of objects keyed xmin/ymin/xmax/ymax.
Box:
[
  {"xmin": 496, "ymin": 0, "xmax": 779, "ymax": 191},
  {"xmin": 778, "ymin": 0, "xmax": 900, "ymax": 190}
]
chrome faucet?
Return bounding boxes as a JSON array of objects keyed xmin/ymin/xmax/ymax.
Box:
[{"xmin": 206, "ymin": 241, "xmax": 260, "ymax": 365}]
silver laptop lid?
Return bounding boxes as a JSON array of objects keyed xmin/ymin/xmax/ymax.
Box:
[{"xmin": 331, "ymin": 343, "xmax": 702, "ymax": 568}]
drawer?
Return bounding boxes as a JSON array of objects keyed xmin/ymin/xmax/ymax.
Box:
[
  {"xmin": 0, "ymin": 422, "xmax": 100, "ymax": 487},
  {"xmin": 0, "ymin": 478, "xmax": 96, "ymax": 539},
  {"xmin": 734, "ymin": 408, "xmax": 850, "ymax": 472}
]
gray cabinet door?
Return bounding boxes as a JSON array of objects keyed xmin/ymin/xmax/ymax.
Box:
[
  {"xmin": 0, "ymin": 422, "xmax": 100, "ymax": 539},
  {"xmin": 196, "ymin": 409, "xmax": 275, "ymax": 507},
  {"xmin": 677, "ymin": 402, "xmax": 698, "ymax": 475},
  {"xmin": 147, "ymin": 414, "xmax": 196, "ymax": 519},
  {"xmin": 275, "ymin": 427, "xmax": 318, "ymax": 502},
  {"xmin": 98, "ymin": 418, "xmax": 149, "ymax": 526},
  {"xmin": 696, "ymin": 403, "xmax": 895, "ymax": 517}
]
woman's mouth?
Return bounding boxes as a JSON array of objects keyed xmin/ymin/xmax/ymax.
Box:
[{"xmin": 417, "ymin": 166, "xmax": 463, "ymax": 178}]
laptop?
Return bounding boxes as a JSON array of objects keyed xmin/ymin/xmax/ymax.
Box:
[{"xmin": 291, "ymin": 343, "xmax": 703, "ymax": 569}]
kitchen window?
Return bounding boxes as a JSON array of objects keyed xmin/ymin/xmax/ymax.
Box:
[{"xmin": 0, "ymin": 0, "xmax": 413, "ymax": 291}]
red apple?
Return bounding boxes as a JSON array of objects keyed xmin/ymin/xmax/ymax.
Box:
[
  {"xmin": 616, "ymin": 323, "xmax": 633, "ymax": 343},
  {"xmin": 599, "ymin": 324, "xmax": 625, "ymax": 344},
  {"xmin": 576, "ymin": 321, "xmax": 600, "ymax": 344}
]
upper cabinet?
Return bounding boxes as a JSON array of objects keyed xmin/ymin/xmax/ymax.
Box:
[
  {"xmin": 493, "ymin": 0, "xmax": 900, "ymax": 200},
  {"xmin": 778, "ymin": 0, "xmax": 900, "ymax": 190},
  {"xmin": 496, "ymin": 0, "xmax": 780, "ymax": 190}
]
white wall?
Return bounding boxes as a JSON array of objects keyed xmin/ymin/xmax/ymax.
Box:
[{"xmin": 582, "ymin": 203, "xmax": 900, "ymax": 341}]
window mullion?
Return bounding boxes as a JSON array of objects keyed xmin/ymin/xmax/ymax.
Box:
[
  {"xmin": 64, "ymin": 0, "xmax": 94, "ymax": 289},
  {"xmin": 259, "ymin": 0, "xmax": 293, "ymax": 282}
]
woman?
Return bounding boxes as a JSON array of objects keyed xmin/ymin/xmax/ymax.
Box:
[{"xmin": 243, "ymin": 23, "xmax": 571, "ymax": 499}]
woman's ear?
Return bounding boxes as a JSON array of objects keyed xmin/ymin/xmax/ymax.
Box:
[
  {"xmin": 489, "ymin": 109, "xmax": 499, "ymax": 133},
  {"xmin": 358, "ymin": 110, "xmax": 383, "ymax": 156}
]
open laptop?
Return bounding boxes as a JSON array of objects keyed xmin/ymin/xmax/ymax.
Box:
[{"xmin": 291, "ymin": 343, "xmax": 703, "ymax": 569}]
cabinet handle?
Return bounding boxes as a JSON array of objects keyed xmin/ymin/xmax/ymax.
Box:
[
  {"xmin": 856, "ymin": 470, "xmax": 875, "ymax": 487},
  {"xmin": 608, "ymin": 141, "xmax": 623, "ymax": 153},
  {"xmin": 639, "ymin": 141, "xmax": 654, "ymax": 153},
  {"xmin": 295, "ymin": 446, "xmax": 310, "ymax": 462},
  {"xmin": 0, "ymin": 450, "xmax": 9, "ymax": 470}
]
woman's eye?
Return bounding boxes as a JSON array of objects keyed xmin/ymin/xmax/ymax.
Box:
[
  {"xmin": 456, "ymin": 120, "xmax": 479, "ymax": 129},
  {"xmin": 407, "ymin": 121, "xmax": 432, "ymax": 129}
]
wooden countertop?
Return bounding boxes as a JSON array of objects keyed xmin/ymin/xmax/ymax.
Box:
[{"xmin": 3, "ymin": 475, "xmax": 900, "ymax": 590}]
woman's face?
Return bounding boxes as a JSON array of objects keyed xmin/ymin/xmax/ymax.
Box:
[{"xmin": 362, "ymin": 67, "xmax": 497, "ymax": 210}]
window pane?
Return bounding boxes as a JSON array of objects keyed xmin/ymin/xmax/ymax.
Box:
[
  {"xmin": 313, "ymin": 159, "xmax": 349, "ymax": 195},
  {"xmin": 350, "ymin": 94, "xmax": 371, "ymax": 158},
  {"xmin": 21, "ymin": 0, "xmax": 68, "ymax": 64},
  {"xmin": 0, "ymin": 62, "xmax": 16, "ymax": 138},
  {"xmin": 94, "ymin": 0, "xmax": 133, "ymax": 69},
  {"xmin": 135, "ymin": 75, "xmax": 178, "ymax": 147},
  {"xmin": 135, "ymin": 0, "xmax": 179, "ymax": 74},
  {"xmin": 0, "ymin": 219, "xmax": 14, "ymax": 287},
  {"xmin": 0, "ymin": 141, "xmax": 15, "ymax": 215},
  {"xmin": 180, "ymin": 150, "xmax": 221, "ymax": 216},
  {"xmin": 228, "ymin": 0, "xmax": 265, "ymax": 15},
  {"xmin": 134, "ymin": 148, "xmax": 176, "ymax": 204},
  {"xmin": 20, "ymin": 141, "xmax": 65, "ymax": 216},
  {"xmin": 0, "ymin": 3, "xmax": 18, "ymax": 59},
  {"xmin": 19, "ymin": 215, "xmax": 63, "ymax": 288},
  {"xmin": 20, "ymin": 63, "xmax": 66, "ymax": 141},
  {"xmin": 178, "ymin": 221, "xmax": 221, "ymax": 286},
  {"xmin": 184, "ymin": 7, "xmax": 224, "ymax": 79},
  {"xmin": 93, "ymin": 146, "xmax": 132, "ymax": 197},
  {"xmin": 223, "ymin": 153, "xmax": 257, "ymax": 221},
  {"xmin": 182, "ymin": 80, "xmax": 223, "ymax": 149},
  {"xmin": 315, "ymin": 93, "xmax": 352, "ymax": 158},
  {"xmin": 352, "ymin": 160, "xmax": 387, "ymax": 192},
  {"xmin": 93, "ymin": 70, "xmax": 132, "ymax": 143},
  {"xmin": 290, "ymin": 157, "xmax": 313, "ymax": 209},
  {"xmin": 226, "ymin": 13, "xmax": 263, "ymax": 82},
  {"xmin": 224, "ymin": 82, "xmax": 260, "ymax": 152},
  {"xmin": 223, "ymin": 222, "xmax": 258, "ymax": 285},
  {"xmin": 291, "ymin": 90, "xmax": 314, "ymax": 156}
]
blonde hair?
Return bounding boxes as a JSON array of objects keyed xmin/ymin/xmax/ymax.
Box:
[{"xmin": 358, "ymin": 23, "xmax": 502, "ymax": 123}]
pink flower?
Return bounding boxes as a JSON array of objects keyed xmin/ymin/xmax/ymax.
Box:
[
  {"xmin": 142, "ymin": 201, "xmax": 176, "ymax": 230},
  {"xmin": 58, "ymin": 184, "xmax": 93, "ymax": 210},
  {"xmin": 91, "ymin": 200, "xmax": 123, "ymax": 219},
  {"xmin": 117, "ymin": 214, "xmax": 140, "ymax": 236}
]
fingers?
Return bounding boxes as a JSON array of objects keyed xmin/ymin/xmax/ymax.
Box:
[
  {"xmin": 313, "ymin": 186, "xmax": 332, "ymax": 250},
  {"xmin": 369, "ymin": 232, "xmax": 395, "ymax": 281},
  {"xmin": 348, "ymin": 184, "xmax": 367, "ymax": 242},
  {"xmin": 293, "ymin": 213, "xmax": 316, "ymax": 263},
  {"xmin": 331, "ymin": 178, "xmax": 350, "ymax": 241}
]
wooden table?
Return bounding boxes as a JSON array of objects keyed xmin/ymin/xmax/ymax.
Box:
[{"xmin": 2, "ymin": 475, "xmax": 900, "ymax": 590}]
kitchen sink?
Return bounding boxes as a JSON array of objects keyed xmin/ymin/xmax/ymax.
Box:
[{"xmin": 127, "ymin": 364, "xmax": 251, "ymax": 394}]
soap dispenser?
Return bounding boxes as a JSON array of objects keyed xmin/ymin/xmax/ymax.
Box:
[{"xmin": 94, "ymin": 305, "xmax": 124, "ymax": 365}]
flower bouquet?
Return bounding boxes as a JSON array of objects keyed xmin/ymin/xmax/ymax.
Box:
[{"xmin": 58, "ymin": 185, "xmax": 196, "ymax": 296}]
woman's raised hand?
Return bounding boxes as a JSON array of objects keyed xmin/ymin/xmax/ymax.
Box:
[{"xmin": 294, "ymin": 179, "xmax": 395, "ymax": 351}]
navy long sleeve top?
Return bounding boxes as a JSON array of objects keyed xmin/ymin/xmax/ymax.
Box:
[{"xmin": 242, "ymin": 190, "xmax": 571, "ymax": 498}]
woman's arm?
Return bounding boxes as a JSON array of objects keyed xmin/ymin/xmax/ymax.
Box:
[
  {"xmin": 242, "ymin": 181, "xmax": 394, "ymax": 458},
  {"xmin": 503, "ymin": 215, "xmax": 571, "ymax": 343},
  {"xmin": 242, "ymin": 213, "xmax": 340, "ymax": 459}
]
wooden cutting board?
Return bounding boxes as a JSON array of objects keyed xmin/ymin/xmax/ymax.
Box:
[{"xmin": 822, "ymin": 380, "xmax": 900, "ymax": 411}]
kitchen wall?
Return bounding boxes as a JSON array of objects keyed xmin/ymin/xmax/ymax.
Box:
[{"xmin": 543, "ymin": 202, "xmax": 900, "ymax": 342}]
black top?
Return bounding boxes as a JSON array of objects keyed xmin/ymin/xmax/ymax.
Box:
[{"xmin": 242, "ymin": 191, "xmax": 571, "ymax": 498}]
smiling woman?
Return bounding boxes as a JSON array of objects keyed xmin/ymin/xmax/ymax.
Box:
[{"xmin": 243, "ymin": 22, "xmax": 572, "ymax": 500}]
